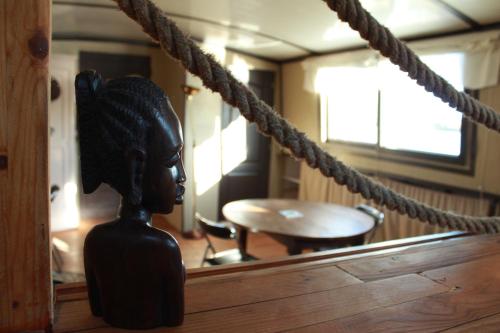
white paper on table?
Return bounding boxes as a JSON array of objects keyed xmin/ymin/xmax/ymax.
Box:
[{"xmin": 278, "ymin": 210, "xmax": 304, "ymax": 219}]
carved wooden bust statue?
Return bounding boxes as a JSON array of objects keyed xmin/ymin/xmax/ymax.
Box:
[{"xmin": 75, "ymin": 70, "xmax": 186, "ymax": 329}]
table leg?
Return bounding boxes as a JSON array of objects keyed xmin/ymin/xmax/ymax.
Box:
[
  {"xmin": 236, "ymin": 227, "xmax": 248, "ymax": 257},
  {"xmin": 268, "ymin": 234, "xmax": 303, "ymax": 256},
  {"xmin": 286, "ymin": 242, "xmax": 303, "ymax": 256},
  {"xmin": 350, "ymin": 235, "xmax": 365, "ymax": 246}
]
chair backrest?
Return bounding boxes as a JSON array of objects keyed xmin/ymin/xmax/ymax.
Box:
[
  {"xmin": 355, "ymin": 204, "xmax": 384, "ymax": 226},
  {"xmin": 195, "ymin": 213, "xmax": 236, "ymax": 240},
  {"xmin": 50, "ymin": 184, "xmax": 60, "ymax": 203}
]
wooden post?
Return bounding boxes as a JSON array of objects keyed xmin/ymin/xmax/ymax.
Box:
[{"xmin": 0, "ymin": 0, "xmax": 52, "ymax": 331}]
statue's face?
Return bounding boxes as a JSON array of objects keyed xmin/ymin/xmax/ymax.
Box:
[{"xmin": 141, "ymin": 99, "xmax": 186, "ymax": 214}]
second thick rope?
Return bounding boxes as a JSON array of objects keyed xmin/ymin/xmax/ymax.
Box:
[
  {"xmin": 111, "ymin": 0, "xmax": 500, "ymax": 234},
  {"xmin": 325, "ymin": 0, "xmax": 500, "ymax": 133}
]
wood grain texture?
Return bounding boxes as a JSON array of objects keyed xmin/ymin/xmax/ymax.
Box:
[
  {"xmin": 285, "ymin": 288, "xmax": 500, "ymax": 333},
  {"xmin": 422, "ymin": 253, "xmax": 500, "ymax": 291},
  {"xmin": 66, "ymin": 274, "xmax": 445, "ymax": 333},
  {"xmin": 0, "ymin": 3, "xmax": 8, "ymax": 330},
  {"xmin": 0, "ymin": 0, "xmax": 52, "ymax": 331},
  {"xmin": 178, "ymin": 274, "xmax": 445, "ymax": 333},
  {"xmin": 186, "ymin": 265, "xmax": 362, "ymax": 313},
  {"xmin": 441, "ymin": 313, "xmax": 500, "ymax": 332},
  {"xmin": 289, "ymin": 252, "xmax": 500, "ymax": 332},
  {"xmin": 53, "ymin": 235, "xmax": 500, "ymax": 332},
  {"xmin": 54, "ymin": 300, "xmax": 104, "ymax": 333},
  {"xmin": 54, "ymin": 266, "xmax": 361, "ymax": 332},
  {"xmin": 0, "ymin": 1, "xmax": 7, "ymax": 151},
  {"xmin": 186, "ymin": 231, "xmax": 467, "ymax": 279},
  {"xmin": 338, "ymin": 234, "xmax": 500, "ymax": 281}
]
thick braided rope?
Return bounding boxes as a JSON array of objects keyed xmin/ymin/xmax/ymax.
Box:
[
  {"xmin": 325, "ymin": 0, "xmax": 500, "ymax": 133},
  {"xmin": 112, "ymin": 0, "xmax": 500, "ymax": 234}
]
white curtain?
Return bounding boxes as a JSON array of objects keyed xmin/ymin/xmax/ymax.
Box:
[
  {"xmin": 302, "ymin": 30, "xmax": 500, "ymax": 92},
  {"xmin": 302, "ymin": 49, "xmax": 378, "ymax": 93},
  {"xmin": 298, "ymin": 162, "xmax": 491, "ymax": 242}
]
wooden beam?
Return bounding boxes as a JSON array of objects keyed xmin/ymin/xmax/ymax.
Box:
[
  {"xmin": 186, "ymin": 231, "xmax": 468, "ymax": 279},
  {"xmin": 0, "ymin": 0, "xmax": 52, "ymax": 331}
]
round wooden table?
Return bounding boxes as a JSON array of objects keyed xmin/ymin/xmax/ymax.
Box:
[{"xmin": 222, "ymin": 199, "xmax": 376, "ymax": 255}]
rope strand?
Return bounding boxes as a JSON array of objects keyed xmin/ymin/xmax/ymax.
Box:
[
  {"xmin": 111, "ymin": 0, "xmax": 500, "ymax": 234},
  {"xmin": 324, "ymin": 0, "xmax": 500, "ymax": 133}
]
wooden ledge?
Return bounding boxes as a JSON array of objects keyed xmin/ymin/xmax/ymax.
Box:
[
  {"xmin": 55, "ymin": 231, "xmax": 467, "ymax": 301},
  {"xmin": 54, "ymin": 231, "xmax": 500, "ymax": 333}
]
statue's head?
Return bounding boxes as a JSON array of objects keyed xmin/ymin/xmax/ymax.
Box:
[{"xmin": 75, "ymin": 70, "xmax": 185, "ymax": 214}]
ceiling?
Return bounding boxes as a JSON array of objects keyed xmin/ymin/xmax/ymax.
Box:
[{"xmin": 52, "ymin": 0, "xmax": 500, "ymax": 62}]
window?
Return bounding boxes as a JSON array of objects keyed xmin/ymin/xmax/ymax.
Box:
[{"xmin": 319, "ymin": 52, "xmax": 470, "ymax": 161}]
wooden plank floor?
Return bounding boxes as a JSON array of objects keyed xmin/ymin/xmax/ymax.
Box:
[{"xmin": 54, "ymin": 234, "xmax": 500, "ymax": 332}]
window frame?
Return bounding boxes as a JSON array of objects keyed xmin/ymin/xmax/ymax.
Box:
[{"xmin": 320, "ymin": 89, "xmax": 477, "ymax": 175}]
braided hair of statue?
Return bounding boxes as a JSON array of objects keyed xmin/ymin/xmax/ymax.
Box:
[{"xmin": 75, "ymin": 70, "xmax": 172, "ymax": 204}]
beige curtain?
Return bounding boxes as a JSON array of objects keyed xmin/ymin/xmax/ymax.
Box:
[{"xmin": 298, "ymin": 163, "xmax": 491, "ymax": 242}]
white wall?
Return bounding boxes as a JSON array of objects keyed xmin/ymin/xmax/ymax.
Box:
[
  {"xmin": 183, "ymin": 73, "xmax": 222, "ymax": 225},
  {"xmin": 49, "ymin": 54, "xmax": 80, "ymax": 231}
]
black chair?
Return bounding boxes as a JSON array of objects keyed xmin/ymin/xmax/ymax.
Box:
[
  {"xmin": 355, "ymin": 204, "xmax": 384, "ymax": 243},
  {"xmin": 50, "ymin": 184, "xmax": 64, "ymax": 284},
  {"xmin": 50, "ymin": 185, "xmax": 64, "ymax": 273},
  {"xmin": 195, "ymin": 213, "xmax": 256, "ymax": 267}
]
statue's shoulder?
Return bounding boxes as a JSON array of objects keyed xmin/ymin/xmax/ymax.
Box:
[
  {"xmin": 85, "ymin": 220, "xmax": 119, "ymax": 242},
  {"xmin": 147, "ymin": 227, "xmax": 181, "ymax": 252}
]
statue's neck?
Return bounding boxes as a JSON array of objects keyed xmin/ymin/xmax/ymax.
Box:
[{"xmin": 118, "ymin": 201, "xmax": 152, "ymax": 225}]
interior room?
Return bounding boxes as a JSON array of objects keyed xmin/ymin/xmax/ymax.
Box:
[
  {"xmin": 48, "ymin": 0, "xmax": 500, "ymax": 279},
  {"xmin": 2, "ymin": 0, "xmax": 500, "ymax": 332}
]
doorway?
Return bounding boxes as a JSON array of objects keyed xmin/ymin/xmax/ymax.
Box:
[{"xmin": 217, "ymin": 70, "xmax": 275, "ymax": 220}]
